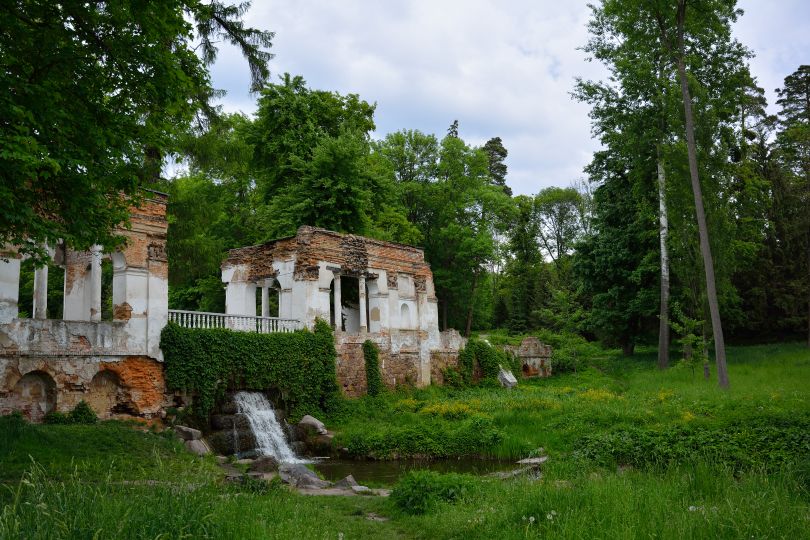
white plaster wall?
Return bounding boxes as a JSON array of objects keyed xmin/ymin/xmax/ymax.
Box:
[
  {"xmin": 0, "ymin": 258, "xmax": 20, "ymax": 323},
  {"xmin": 146, "ymin": 268, "xmax": 168, "ymax": 361},
  {"xmin": 273, "ymin": 260, "xmax": 295, "ymax": 319},
  {"xmin": 343, "ymin": 305, "xmax": 360, "ymax": 333}
]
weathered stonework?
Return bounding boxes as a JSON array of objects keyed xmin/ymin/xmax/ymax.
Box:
[
  {"xmin": 223, "ymin": 226, "xmax": 464, "ymax": 392},
  {"xmin": 505, "ymin": 337, "xmax": 553, "ymax": 378},
  {"xmin": 0, "ymin": 191, "xmax": 170, "ymax": 421}
]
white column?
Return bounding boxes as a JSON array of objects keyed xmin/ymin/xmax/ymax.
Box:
[
  {"xmin": 333, "ymin": 274, "xmax": 342, "ymax": 331},
  {"xmin": 0, "ymin": 257, "xmax": 20, "ymax": 323},
  {"xmin": 359, "ymin": 275, "xmax": 367, "ymax": 333},
  {"xmin": 261, "ymin": 283, "xmax": 270, "ymax": 317},
  {"xmin": 32, "ymin": 264, "xmax": 48, "ymax": 319},
  {"xmin": 88, "ymin": 245, "xmax": 102, "ymax": 321}
]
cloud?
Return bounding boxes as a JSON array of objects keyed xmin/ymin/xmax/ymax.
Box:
[{"xmin": 208, "ymin": 0, "xmax": 810, "ymax": 195}]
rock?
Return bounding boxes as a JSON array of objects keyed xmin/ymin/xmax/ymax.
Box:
[
  {"xmin": 351, "ymin": 485, "xmax": 371, "ymax": 494},
  {"xmin": 249, "ymin": 456, "xmax": 280, "ymax": 473},
  {"xmin": 216, "ymin": 455, "xmax": 228, "ymax": 464},
  {"xmin": 516, "ymin": 456, "xmax": 548, "ymax": 466},
  {"xmin": 298, "ymin": 415, "xmax": 327, "ymax": 435},
  {"xmin": 309, "ymin": 432, "xmax": 335, "ymax": 454},
  {"xmin": 174, "ymin": 425, "xmax": 202, "ymax": 441},
  {"xmin": 290, "ymin": 441, "xmax": 307, "ymax": 455},
  {"xmin": 185, "ymin": 439, "xmax": 210, "ymax": 456},
  {"xmin": 334, "ymin": 474, "xmax": 359, "ymax": 489},
  {"xmin": 498, "ymin": 365, "xmax": 518, "ymax": 389},
  {"xmin": 236, "ymin": 458, "xmax": 254, "ymax": 466},
  {"xmin": 207, "ymin": 429, "xmax": 257, "ymax": 455},
  {"xmin": 278, "ymin": 464, "xmax": 332, "ymax": 489},
  {"xmin": 210, "ymin": 414, "xmax": 250, "ymax": 431}
]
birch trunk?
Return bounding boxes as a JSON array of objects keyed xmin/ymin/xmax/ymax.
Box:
[{"xmin": 657, "ymin": 153, "xmax": 670, "ymax": 369}]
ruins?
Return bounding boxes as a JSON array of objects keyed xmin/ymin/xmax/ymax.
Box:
[
  {"xmin": 0, "ymin": 191, "xmax": 169, "ymax": 420},
  {"xmin": 1, "ymin": 200, "xmax": 551, "ymax": 420},
  {"xmin": 220, "ymin": 226, "xmax": 465, "ymax": 396}
]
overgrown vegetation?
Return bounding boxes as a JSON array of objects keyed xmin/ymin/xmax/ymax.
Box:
[
  {"xmin": 43, "ymin": 400, "xmax": 98, "ymax": 425},
  {"xmin": 363, "ymin": 340, "xmax": 383, "ymax": 397},
  {"xmin": 450, "ymin": 339, "xmax": 521, "ymax": 385},
  {"xmin": 160, "ymin": 319, "xmax": 339, "ymax": 420},
  {"xmin": 2, "ymin": 342, "xmax": 809, "ymax": 539}
]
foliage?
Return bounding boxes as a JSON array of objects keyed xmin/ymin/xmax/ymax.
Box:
[
  {"xmin": 363, "ymin": 340, "xmax": 383, "ymax": 397},
  {"xmin": 391, "ymin": 471, "xmax": 477, "ymax": 515},
  {"xmin": 160, "ymin": 320, "xmax": 339, "ymax": 420},
  {"xmin": 575, "ymin": 417, "xmax": 810, "ymax": 471},
  {"xmin": 42, "ymin": 401, "xmax": 97, "ymax": 425},
  {"xmin": 0, "ymin": 0, "xmax": 272, "ymax": 263},
  {"xmin": 455, "ymin": 339, "xmax": 516, "ymax": 384}
]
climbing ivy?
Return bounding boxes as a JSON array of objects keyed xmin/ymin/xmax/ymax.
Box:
[
  {"xmin": 362, "ymin": 340, "xmax": 383, "ymax": 397},
  {"xmin": 160, "ymin": 319, "xmax": 340, "ymax": 420},
  {"xmin": 455, "ymin": 339, "xmax": 520, "ymax": 385}
]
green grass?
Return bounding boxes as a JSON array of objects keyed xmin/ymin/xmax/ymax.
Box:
[{"xmin": 1, "ymin": 341, "xmax": 809, "ymax": 538}]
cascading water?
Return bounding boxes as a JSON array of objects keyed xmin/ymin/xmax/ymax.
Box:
[{"xmin": 233, "ymin": 391, "xmax": 305, "ymax": 463}]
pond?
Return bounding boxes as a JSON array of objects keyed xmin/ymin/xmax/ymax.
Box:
[{"xmin": 312, "ymin": 457, "xmax": 516, "ymax": 485}]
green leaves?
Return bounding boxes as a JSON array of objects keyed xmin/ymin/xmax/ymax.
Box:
[{"xmin": 160, "ymin": 320, "xmax": 339, "ymax": 420}]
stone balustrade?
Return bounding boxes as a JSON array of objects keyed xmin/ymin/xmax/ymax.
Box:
[{"xmin": 168, "ymin": 309, "xmax": 302, "ymax": 334}]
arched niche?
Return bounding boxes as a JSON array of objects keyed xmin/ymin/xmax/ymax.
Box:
[
  {"xmin": 400, "ymin": 303, "xmax": 411, "ymax": 329},
  {"xmin": 13, "ymin": 370, "xmax": 57, "ymax": 422},
  {"xmin": 88, "ymin": 370, "xmax": 127, "ymax": 418}
]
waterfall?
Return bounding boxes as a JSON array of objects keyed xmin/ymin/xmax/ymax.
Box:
[{"xmin": 233, "ymin": 391, "xmax": 304, "ymax": 463}]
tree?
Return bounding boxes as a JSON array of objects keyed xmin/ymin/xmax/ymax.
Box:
[
  {"xmin": 0, "ymin": 1, "xmax": 273, "ymax": 262},
  {"xmin": 775, "ymin": 65, "xmax": 810, "ymax": 346},
  {"xmin": 483, "ymin": 137, "xmax": 512, "ymax": 196},
  {"xmin": 535, "ymin": 187, "xmax": 584, "ymax": 266}
]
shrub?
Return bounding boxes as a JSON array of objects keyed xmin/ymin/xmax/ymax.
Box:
[
  {"xmin": 362, "ymin": 340, "xmax": 383, "ymax": 397},
  {"xmin": 43, "ymin": 411, "xmax": 71, "ymax": 424},
  {"xmin": 455, "ymin": 339, "xmax": 515, "ymax": 385},
  {"xmin": 574, "ymin": 417, "xmax": 810, "ymax": 470},
  {"xmin": 160, "ymin": 319, "xmax": 339, "ymax": 420},
  {"xmin": 68, "ymin": 401, "xmax": 98, "ymax": 424},
  {"xmin": 391, "ymin": 471, "xmax": 477, "ymax": 514}
]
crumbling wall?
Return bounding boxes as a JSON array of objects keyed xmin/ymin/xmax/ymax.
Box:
[
  {"xmin": 0, "ymin": 355, "xmax": 167, "ymax": 420},
  {"xmin": 505, "ymin": 337, "xmax": 553, "ymax": 378},
  {"xmin": 335, "ymin": 333, "xmax": 420, "ymax": 397}
]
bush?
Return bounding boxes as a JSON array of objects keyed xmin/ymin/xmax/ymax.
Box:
[
  {"xmin": 391, "ymin": 470, "xmax": 476, "ymax": 514},
  {"xmin": 160, "ymin": 319, "xmax": 339, "ymax": 420},
  {"xmin": 69, "ymin": 401, "xmax": 98, "ymax": 424},
  {"xmin": 574, "ymin": 417, "xmax": 810, "ymax": 470},
  {"xmin": 43, "ymin": 411, "xmax": 71, "ymax": 424},
  {"xmin": 362, "ymin": 340, "xmax": 383, "ymax": 397},
  {"xmin": 455, "ymin": 339, "xmax": 515, "ymax": 385}
]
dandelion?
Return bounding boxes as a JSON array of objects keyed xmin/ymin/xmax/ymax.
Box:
[{"xmin": 529, "ymin": 516, "xmax": 535, "ymax": 523}]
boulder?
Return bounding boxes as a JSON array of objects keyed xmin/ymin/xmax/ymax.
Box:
[
  {"xmin": 207, "ymin": 429, "xmax": 257, "ymax": 455},
  {"xmin": 308, "ymin": 432, "xmax": 335, "ymax": 455},
  {"xmin": 210, "ymin": 414, "xmax": 250, "ymax": 431},
  {"xmin": 334, "ymin": 474, "xmax": 359, "ymax": 489},
  {"xmin": 174, "ymin": 425, "xmax": 202, "ymax": 441},
  {"xmin": 250, "ymin": 456, "xmax": 280, "ymax": 473},
  {"xmin": 350, "ymin": 485, "xmax": 371, "ymax": 494},
  {"xmin": 298, "ymin": 415, "xmax": 327, "ymax": 435},
  {"xmin": 185, "ymin": 439, "xmax": 210, "ymax": 456},
  {"xmin": 516, "ymin": 456, "xmax": 548, "ymax": 466},
  {"xmin": 278, "ymin": 464, "xmax": 332, "ymax": 489},
  {"xmin": 290, "ymin": 441, "xmax": 307, "ymax": 455},
  {"xmin": 497, "ymin": 365, "xmax": 518, "ymax": 389}
]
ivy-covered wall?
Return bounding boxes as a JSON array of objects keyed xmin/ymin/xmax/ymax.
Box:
[{"xmin": 160, "ymin": 319, "xmax": 339, "ymax": 420}]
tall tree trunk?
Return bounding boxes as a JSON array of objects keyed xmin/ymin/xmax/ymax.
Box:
[
  {"xmin": 464, "ymin": 272, "xmax": 480, "ymax": 338},
  {"xmin": 674, "ymin": 4, "xmax": 729, "ymax": 388},
  {"xmin": 657, "ymin": 150, "xmax": 670, "ymax": 369}
]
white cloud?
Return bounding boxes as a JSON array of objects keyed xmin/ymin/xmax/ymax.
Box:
[{"xmin": 208, "ymin": 0, "xmax": 810, "ymax": 195}]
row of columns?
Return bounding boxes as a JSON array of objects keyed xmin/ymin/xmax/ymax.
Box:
[
  {"xmin": 331, "ymin": 272, "xmax": 367, "ymax": 333},
  {"xmin": 0, "ymin": 244, "xmax": 105, "ymax": 322}
]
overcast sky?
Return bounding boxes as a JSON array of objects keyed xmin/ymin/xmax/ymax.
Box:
[{"xmin": 208, "ymin": 0, "xmax": 810, "ymax": 196}]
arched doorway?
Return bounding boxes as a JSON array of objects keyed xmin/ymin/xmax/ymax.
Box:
[
  {"xmin": 88, "ymin": 370, "xmax": 129, "ymax": 418},
  {"xmin": 13, "ymin": 371, "xmax": 57, "ymax": 422}
]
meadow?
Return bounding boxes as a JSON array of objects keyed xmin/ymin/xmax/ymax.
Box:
[{"xmin": 1, "ymin": 341, "xmax": 808, "ymax": 539}]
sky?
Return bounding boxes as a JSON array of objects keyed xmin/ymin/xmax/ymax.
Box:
[{"xmin": 208, "ymin": 0, "xmax": 810, "ymax": 196}]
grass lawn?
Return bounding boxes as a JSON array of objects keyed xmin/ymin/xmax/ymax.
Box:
[{"xmin": 1, "ymin": 342, "xmax": 808, "ymax": 538}]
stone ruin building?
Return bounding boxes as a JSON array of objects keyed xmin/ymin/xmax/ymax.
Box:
[
  {"xmin": 0, "ymin": 196, "xmax": 551, "ymax": 420},
  {"xmin": 220, "ymin": 226, "xmax": 466, "ymax": 396},
  {"xmin": 0, "ymin": 191, "xmax": 169, "ymax": 421}
]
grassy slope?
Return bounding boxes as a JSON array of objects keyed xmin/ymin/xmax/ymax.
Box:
[{"xmin": 1, "ymin": 342, "xmax": 808, "ymax": 539}]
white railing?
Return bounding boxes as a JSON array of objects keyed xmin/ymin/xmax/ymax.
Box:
[{"xmin": 168, "ymin": 310, "xmax": 303, "ymax": 334}]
